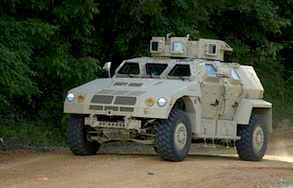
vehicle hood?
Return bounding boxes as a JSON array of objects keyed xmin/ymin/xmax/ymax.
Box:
[{"xmin": 69, "ymin": 78, "xmax": 198, "ymax": 99}]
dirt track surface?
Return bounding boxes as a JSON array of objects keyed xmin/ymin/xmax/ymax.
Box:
[{"xmin": 1, "ymin": 130, "xmax": 293, "ymax": 188}]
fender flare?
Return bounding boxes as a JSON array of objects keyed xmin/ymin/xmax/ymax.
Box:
[
  {"xmin": 235, "ymin": 99, "xmax": 272, "ymax": 132},
  {"xmin": 167, "ymin": 96, "xmax": 201, "ymax": 134}
]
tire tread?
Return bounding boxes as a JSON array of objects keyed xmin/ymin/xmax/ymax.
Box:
[
  {"xmin": 155, "ymin": 110, "xmax": 191, "ymax": 161},
  {"xmin": 236, "ymin": 115, "xmax": 268, "ymax": 161},
  {"xmin": 67, "ymin": 115, "xmax": 100, "ymax": 155}
]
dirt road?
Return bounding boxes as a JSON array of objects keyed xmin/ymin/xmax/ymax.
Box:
[{"xmin": 1, "ymin": 130, "xmax": 293, "ymax": 188}]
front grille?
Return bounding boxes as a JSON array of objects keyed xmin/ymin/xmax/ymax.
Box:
[
  {"xmin": 114, "ymin": 96, "xmax": 136, "ymax": 105},
  {"xmin": 120, "ymin": 107, "xmax": 134, "ymax": 112},
  {"xmin": 104, "ymin": 106, "xmax": 118, "ymax": 111},
  {"xmin": 89, "ymin": 105, "xmax": 103, "ymax": 110},
  {"xmin": 91, "ymin": 95, "xmax": 113, "ymax": 104}
]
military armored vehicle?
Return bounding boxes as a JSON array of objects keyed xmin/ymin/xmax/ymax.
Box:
[{"xmin": 64, "ymin": 34, "xmax": 272, "ymax": 161}]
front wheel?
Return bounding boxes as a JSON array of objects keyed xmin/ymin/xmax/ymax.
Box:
[
  {"xmin": 155, "ymin": 110, "xmax": 192, "ymax": 161},
  {"xmin": 236, "ymin": 115, "xmax": 268, "ymax": 161},
  {"xmin": 67, "ymin": 115, "xmax": 100, "ymax": 155}
]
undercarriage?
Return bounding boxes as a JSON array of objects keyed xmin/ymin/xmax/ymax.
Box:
[
  {"xmin": 67, "ymin": 110, "xmax": 269, "ymax": 162},
  {"xmin": 84, "ymin": 114, "xmax": 156, "ymax": 144}
]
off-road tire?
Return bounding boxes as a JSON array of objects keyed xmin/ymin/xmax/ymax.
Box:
[
  {"xmin": 67, "ymin": 115, "xmax": 100, "ymax": 155},
  {"xmin": 236, "ymin": 115, "xmax": 268, "ymax": 161},
  {"xmin": 155, "ymin": 110, "xmax": 192, "ymax": 161}
]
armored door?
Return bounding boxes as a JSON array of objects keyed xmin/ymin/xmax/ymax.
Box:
[
  {"xmin": 219, "ymin": 68, "xmax": 243, "ymax": 120},
  {"xmin": 200, "ymin": 64, "xmax": 224, "ymax": 138}
]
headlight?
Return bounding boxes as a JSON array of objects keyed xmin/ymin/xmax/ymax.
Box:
[
  {"xmin": 157, "ymin": 97, "xmax": 168, "ymax": 107},
  {"xmin": 66, "ymin": 93, "xmax": 75, "ymax": 102}
]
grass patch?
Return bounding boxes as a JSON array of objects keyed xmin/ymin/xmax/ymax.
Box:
[{"xmin": 0, "ymin": 119, "xmax": 66, "ymax": 150}]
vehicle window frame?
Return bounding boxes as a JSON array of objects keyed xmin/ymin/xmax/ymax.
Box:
[
  {"xmin": 116, "ymin": 62, "xmax": 140, "ymax": 76},
  {"xmin": 231, "ymin": 68, "xmax": 240, "ymax": 80},
  {"xmin": 167, "ymin": 64, "xmax": 191, "ymax": 78},
  {"xmin": 205, "ymin": 64, "xmax": 217, "ymax": 77},
  {"xmin": 145, "ymin": 63, "xmax": 168, "ymax": 77},
  {"xmin": 171, "ymin": 41, "xmax": 185, "ymax": 54}
]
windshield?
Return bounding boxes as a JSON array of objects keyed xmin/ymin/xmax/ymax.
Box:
[
  {"xmin": 168, "ymin": 64, "xmax": 191, "ymax": 77},
  {"xmin": 116, "ymin": 61, "xmax": 192, "ymax": 79},
  {"xmin": 117, "ymin": 62, "xmax": 140, "ymax": 75},
  {"xmin": 146, "ymin": 63, "xmax": 167, "ymax": 76}
]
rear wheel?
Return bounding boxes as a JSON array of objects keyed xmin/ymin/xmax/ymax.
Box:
[
  {"xmin": 67, "ymin": 115, "xmax": 100, "ymax": 155},
  {"xmin": 236, "ymin": 115, "xmax": 268, "ymax": 161},
  {"xmin": 155, "ymin": 110, "xmax": 192, "ymax": 161}
]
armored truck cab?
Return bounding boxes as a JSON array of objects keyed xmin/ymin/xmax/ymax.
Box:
[{"xmin": 64, "ymin": 34, "xmax": 272, "ymax": 161}]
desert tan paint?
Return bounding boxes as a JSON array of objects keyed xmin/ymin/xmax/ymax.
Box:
[{"xmin": 64, "ymin": 35, "xmax": 272, "ymax": 140}]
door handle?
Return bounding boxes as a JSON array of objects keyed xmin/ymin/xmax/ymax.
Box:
[{"xmin": 210, "ymin": 99, "xmax": 219, "ymax": 106}]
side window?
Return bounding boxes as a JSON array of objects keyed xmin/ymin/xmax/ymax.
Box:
[
  {"xmin": 146, "ymin": 63, "xmax": 168, "ymax": 76},
  {"xmin": 117, "ymin": 62, "xmax": 140, "ymax": 75},
  {"xmin": 151, "ymin": 41, "xmax": 159, "ymax": 51},
  {"xmin": 168, "ymin": 64, "xmax": 191, "ymax": 77},
  {"xmin": 171, "ymin": 42, "xmax": 185, "ymax": 53},
  {"xmin": 205, "ymin": 64, "xmax": 217, "ymax": 77},
  {"xmin": 231, "ymin": 69, "xmax": 240, "ymax": 80},
  {"xmin": 206, "ymin": 44, "xmax": 217, "ymax": 56}
]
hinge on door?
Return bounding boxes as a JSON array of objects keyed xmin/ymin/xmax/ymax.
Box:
[
  {"xmin": 232, "ymin": 102, "xmax": 239, "ymax": 108},
  {"xmin": 210, "ymin": 99, "xmax": 219, "ymax": 106}
]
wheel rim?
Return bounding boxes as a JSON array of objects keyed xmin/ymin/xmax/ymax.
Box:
[
  {"xmin": 252, "ymin": 126, "xmax": 264, "ymax": 153},
  {"xmin": 174, "ymin": 122, "xmax": 187, "ymax": 150}
]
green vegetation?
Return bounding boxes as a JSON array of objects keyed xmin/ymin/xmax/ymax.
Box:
[
  {"xmin": 0, "ymin": 119, "xmax": 66, "ymax": 149},
  {"xmin": 0, "ymin": 0, "xmax": 292, "ymax": 147}
]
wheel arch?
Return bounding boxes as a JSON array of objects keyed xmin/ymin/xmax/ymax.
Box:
[
  {"xmin": 235, "ymin": 99, "xmax": 272, "ymax": 133},
  {"xmin": 169, "ymin": 96, "xmax": 200, "ymax": 135},
  {"xmin": 251, "ymin": 108, "xmax": 272, "ymax": 133}
]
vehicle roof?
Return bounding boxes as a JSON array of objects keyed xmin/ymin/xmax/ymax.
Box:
[{"xmin": 125, "ymin": 56, "xmax": 223, "ymax": 64}]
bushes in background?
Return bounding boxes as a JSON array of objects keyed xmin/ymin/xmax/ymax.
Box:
[{"xmin": 0, "ymin": 0, "xmax": 292, "ymax": 147}]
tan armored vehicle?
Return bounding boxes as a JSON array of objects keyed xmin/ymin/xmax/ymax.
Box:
[{"xmin": 64, "ymin": 34, "xmax": 272, "ymax": 161}]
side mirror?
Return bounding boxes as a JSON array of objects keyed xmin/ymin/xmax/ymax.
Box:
[{"xmin": 103, "ymin": 62, "xmax": 112, "ymax": 78}]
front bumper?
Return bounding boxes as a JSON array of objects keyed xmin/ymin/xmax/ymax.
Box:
[
  {"xmin": 84, "ymin": 115, "xmax": 142, "ymax": 130},
  {"xmin": 64, "ymin": 102, "xmax": 170, "ymax": 119}
]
